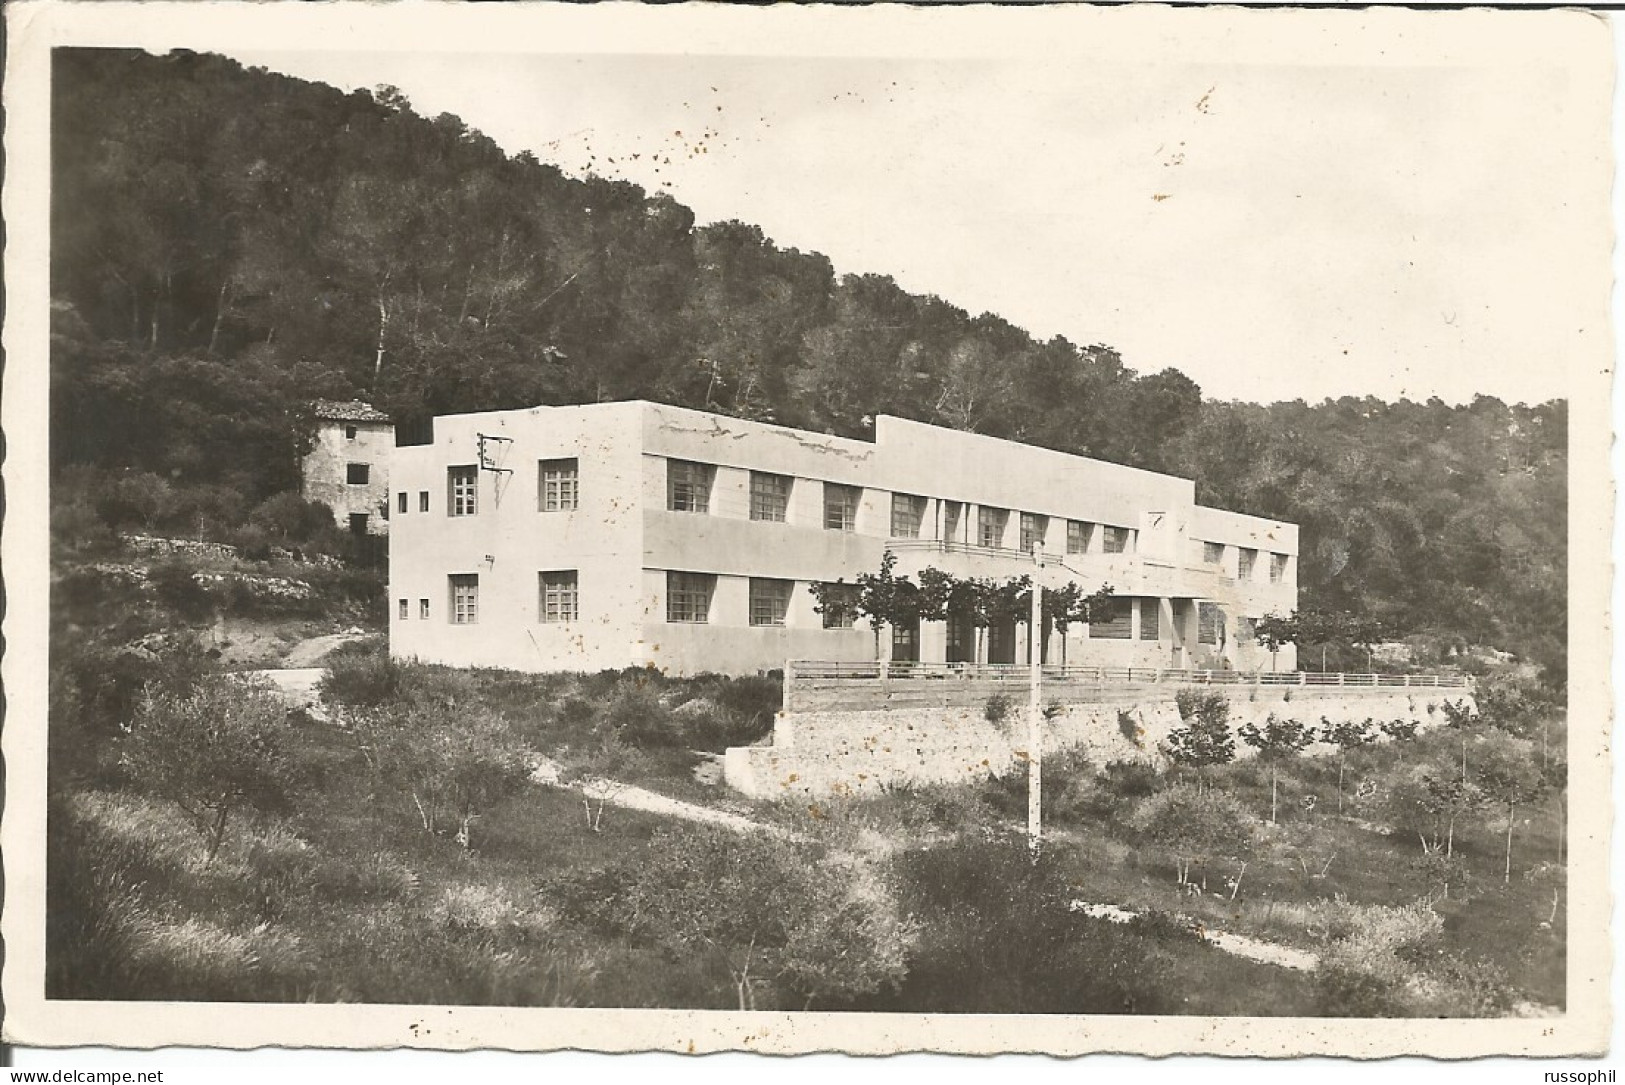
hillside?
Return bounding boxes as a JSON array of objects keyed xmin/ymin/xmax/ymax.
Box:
[{"xmin": 50, "ymin": 48, "xmax": 1565, "ymax": 682}]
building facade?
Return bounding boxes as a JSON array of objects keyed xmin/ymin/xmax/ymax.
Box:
[
  {"xmin": 301, "ymin": 400, "xmax": 394, "ymax": 537},
  {"xmin": 387, "ymin": 400, "xmax": 1298, "ymax": 675}
]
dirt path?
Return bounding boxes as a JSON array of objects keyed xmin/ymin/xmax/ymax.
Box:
[
  {"xmin": 1072, "ymin": 901, "xmax": 1320, "ymax": 971},
  {"xmin": 529, "ymin": 757, "xmax": 785, "ymax": 836},
  {"xmin": 243, "ymin": 667, "xmax": 329, "ymax": 718},
  {"xmin": 282, "ymin": 630, "xmax": 371, "ymax": 667}
]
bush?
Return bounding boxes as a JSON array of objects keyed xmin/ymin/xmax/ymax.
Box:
[
  {"xmin": 353, "ymin": 700, "xmax": 530, "ymax": 847},
  {"xmin": 886, "ymin": 836, "xmax": 1183, "ymax": 1014},
  {"xmin": 1128, "ymin": 784, "xmax": 1256, "ymax": 888},
  {"xmin": 544, "ymin": 827, "xmax": 915, "ymax": 1010},
  {"xmin": 147, "ymin": 558, "xmax": 215, "ymax": 622},
  {"xmin": 1164, "ymin": 690, "xmax": 1234, "ymax": 770},
  {"xmin": 984, "ymin": 693, "xmax": 1014, "ymax": 725},
  {"xmin": 319, "ymin": 647, "xmax": 405, "ymax": 709},
  {"xmin": 120, "ymin": 675, "xmax": 304, "ymax": 859}
]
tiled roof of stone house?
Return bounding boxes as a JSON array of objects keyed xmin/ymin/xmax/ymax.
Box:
[{"xmin": 312, "ymin": 399, "xmax": 392, "ymax": 424}]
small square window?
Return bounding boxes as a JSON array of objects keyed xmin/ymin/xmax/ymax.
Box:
[
  {"xmin": 398, "ymin": 598, "xmax": 409, "ymax": 620},
  {"xmin": 397, "ymin": 492, "xmax": 408, "ymax": 515},
  {"xmin": 1101, "ymin": 525, "xmax": 1132, "ymax": 554},
  {"xmin": 1020, "ymin": 512, "xmax": 1048, "ymax": 555},
  {"xmin": 824, "ymin": 483, "xmax": 860, "ymax": 532},
  {"xmin": 346, "ymin": 463, "xmax": 370, "ymax": 485},
  {"xmin": 749, "ymin": 578, "xmax": 792, "ymax": 626},
  {"xmin": 750, "ymin": 472, "xmax": 792, "ymax": 522},
  {"xmin": 540, "ymin": 570, "xmax": 579, "ymax": 623},
  {"xmin": 1203, "ymin": 541, "xmax": 1225, "ymax": 565},
  {"xmin": 891, "ymin": 493, "xmax": 926, "ymax": 538},
  {"xmin": 419, "ymin": 598, "xmax": 430, "ymax": 619},
  {"xmin": 345, "ymin": 424, "xmax": 358, "ymax": 440},
  {"xmin": 668, "ymin": 460, "xmax": 715, "ymax": 514},
  {"xmin": 1067, "ymin": 520, "xmax": 1091, "ymax": 554},
  {"xmin": 419, "ymin": 491, "xmax": 430, "ymax": 513},
  {"xmin": 450, "ymin": 574, "xmax": 479, "ymax": 624},
  {"xmin": 667, "ymin": 571, "xmax": 715, "ymax": 623},
  {"xmin": 978, "ymin": 506, "xmax": 1009, "ymax": 548},
  {"xmin": 540, "ymin": 458, "xmax": 580, "ymax": 512},
  {"xmin": 448, "ymin": 466, "xmax": 478, "ymax": 516}
]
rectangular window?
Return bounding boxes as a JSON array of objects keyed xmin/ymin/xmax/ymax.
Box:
[
  {"xmin": 1019, "ymin": 512, "xmax": 1049, "ymax": 555},
  {"xmin": 419, "ymin": 598, "xmax": 430, "ymax": 620},
  {"xmin": 750, "ymin": 472, "xmax": 792, "ymax": 522},
  {"xmin": 1101, "ymin": 525, "xmax": 1132, "ymax": 554},
  {"xmin": 1139, "ymin": 599, "xmax": 1160, "ymax": 640},
  {"xmin": 448, "ymin": 466, "xmax": 478, "ymax": 516},
  {"xmin": 1067, "ymin": 520, "xmax": 1091, "ymax": 554},
  {"xmin": 539, "ymin": 458, "xmax": 580, "ymax": 512},
  {"xmin": 398, "ymin": 598, "xmax": 409, "ymax": 620},
  {"xmin": 666, "ymin": 571, "xmax": 715, "ymax": 623},
  {"xmin": 1270, "ymin": 553, "xmax": 1289, "ymax": 583},
  {"xmin": 1237, "ymin": 548, "xmax": 1257, "ymax": 581},
  {"xmin": 539, "ymin": 570, "xmax": 579, "ymax": 623},
  {"xmin": 749, "ymin": 578, "xmax": 792, "ymax": 626},
  {"xmin": 1203, "ymin": 541, "xmax": 1225, "ymax": 565},
  {"xmin": 397, "ymin": 492, "xmax": 408, "ymax": 515},
  {"xmin": 419, "ymin": 491, "xmax": 430, "ymax": 513},
  {"xmin": 1198, "ymin": 602, "xmax": 1226, "ymax": 645},
  {"xmin": 346, "ymin": 463, "xmax": 371, "ymax": 485},
  {"xmin": 823, "ymin": 482, "xmax": 860, "ymax": 532},
  {"xmin": 890, "ymin": 493, "xmax": 926, "ymax": 538},
  {"xmin": 818, "ymin": 583, "xmax": 859, "ymax": 629},
  {"xmin": 942, "ymin": 501, "xmax": 963, "ymax": 543},
  {"xmin": 1091, "ymin": 597, "xmax": 1132, "ymax": 639},
  {"xmin": 449, "ymin": 574, "xmax": 479, "ymax": 624},
  {"xmin": 345, "ymin": 424, "xmax": 358, "ymax": 441},
  {"xmin": 978, "ymin": 506, "xmax": 1010, "ymax": 548},
  {"xmin": 668, "ymin": 460, "xmax": 714, "ymax": 514}
]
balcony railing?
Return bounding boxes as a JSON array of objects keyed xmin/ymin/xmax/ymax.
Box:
[{"xmin": 787, "ymin": 660, "xmax": 1474, "ymax": 690}]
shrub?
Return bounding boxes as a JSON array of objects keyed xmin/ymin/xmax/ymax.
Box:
[
  {"xmin": 1164, "ymin": 690, "xmax": 1235, "ymax": 772},
  {"xmin": 353, "ymin": 700, "xmax": 530, "ymax": 847},
  {"xmin": 1380, "ymin": 718, "xmax": 1420, "ymax": 742},
  {"xmin": 120, "ymin": 675, "xmax": 304, "ymax": 859},
  {"xmin": 888, "ymin": 836, "xmax": 1182, "ymax": 1014},
  {"xmin": 147, "ymin": 558, "xmax": 215, "ymax": 622},
  {"xmin": 984, "ymin": 692, "xmax": 1014, "ymax": 725},
  {"xmin": 597, "ymin": 683, "xmax": 679, "ymax": 747},
  {"xmin": 319, "ymin": 647, "xmax": 405, "ymax": 709},
  {"xmin": 46, "ymin": 798, "xmax": 156, "ymax": 999},
  {"xmin": 1128, "ymin": 784, "xmax": 1256, "ymax": 889},
  {"xmin": 544, "ymin": 827, "xmax": 915, "ymax": 1010}
]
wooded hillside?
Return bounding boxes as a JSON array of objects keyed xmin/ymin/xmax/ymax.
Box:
[{"xmin": 49, "ymin": 48, "xmax": 1566, "ymax": 681}]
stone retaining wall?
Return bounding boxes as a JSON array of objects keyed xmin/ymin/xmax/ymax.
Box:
[{"xmin": 723, "ymin": 685, "xmax": 1476, "ymax": 799}]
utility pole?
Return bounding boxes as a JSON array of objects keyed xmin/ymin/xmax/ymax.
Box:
[{"xmin": 1028, "ymin": 541, "xmax": 1044, "ymax": 852}]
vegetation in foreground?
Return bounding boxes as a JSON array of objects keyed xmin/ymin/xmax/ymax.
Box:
[{"xmin": 51, "ymin": 617, "xmax": 1564, "ymax": 1015}]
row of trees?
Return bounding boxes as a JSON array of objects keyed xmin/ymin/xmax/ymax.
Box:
[
  {"xmin": 807, "ymin": 552, "xmax": 1115, "ymax": 663},
  {"xmin": 1158, "ymin": 691, "xmax": 1559, "ymax": 895}
]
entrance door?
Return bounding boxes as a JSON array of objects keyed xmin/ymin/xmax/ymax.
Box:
[
  {"xmin": 348, "ymin": 513, "xmax": 369, "ymax": 536},
  {"xmin": 891, "ymin": 618, "xmax": 920, "ymax": 663},
  {"xmin": 988, "ymin": 620, "xmax": 1017, "ymax": 665},
  {"xmin": 946, "ymin": 614, "xmax": 975, "ymax": 664}
]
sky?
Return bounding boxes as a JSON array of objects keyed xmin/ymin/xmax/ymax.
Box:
[{"xmin": 207, "ymin": 9, "xmax": 1612, "ymax": 406}]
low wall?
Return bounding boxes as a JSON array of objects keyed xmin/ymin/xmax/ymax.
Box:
[{"xmin": 723, "ymin": 685, "xmax": 1476, "ymax": 799}]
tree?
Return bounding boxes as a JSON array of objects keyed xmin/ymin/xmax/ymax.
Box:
[
  {"xmin": 1237, "ymin": 714, "xmax": 1316, "ymax": 823},
  {"xmin": 353, "ymin": 699, "xmax": 529, "ymax": 847},
  {"xmin": 1163, "ymin": 690, "xmax": 1235, "ymax": 787},
  {"xmin": 1129, "ymin": 783, "xmax": 1256, "ymax": 892},
  {"xmin": 120, "ymin": 675, "xmax": 301, "ymax": 860},
  {"xmin": 1321, "ymin": 716, "xmax": 1378, "ymax": 815},
  {"xmin": 1473, "ymin": 732, "xmax": 1546, "ymax": 884},
  {"xmin": 810, "ymin": 550, "xmax": 924, "ymax": 660},
  {"xmin": 565, "ymin": 827, "xmax": 915, "ymax": 1010}
]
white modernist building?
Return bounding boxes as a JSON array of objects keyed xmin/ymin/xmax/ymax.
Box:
[{"xmin": 387, "ymin": 400, "xmax": 1299, "ymax": 676}]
